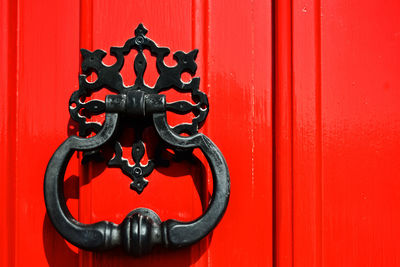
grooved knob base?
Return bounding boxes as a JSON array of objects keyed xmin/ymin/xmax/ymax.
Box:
[{"xmin": 120, "ymin": 208, "xmax": 162, "ymax": 256}]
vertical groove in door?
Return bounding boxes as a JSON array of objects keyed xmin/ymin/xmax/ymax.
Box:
[
  {"xmin": 79, "ymin": 0, "xmax": 93, "ymax": 266},
  {"xmin": 0, "ymin": 0, "xmax": 18, "ymax": 266},
  {"xmin": 6, "ymin": 0, "xmax": 18, "ymax": 264},
  {"xmin": 273, "ymin": 0, "xmax": 294, "ymax": 266},
  {"xmin": 80, "ymin": 0, "xmax": 93, "ymax": 50},
  {"xmin": 314, "ymin": 1, "xmax": 322, "ymax": 266}
]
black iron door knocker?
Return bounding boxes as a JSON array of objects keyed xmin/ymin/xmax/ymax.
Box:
[{"xmin": 44, "ymin": 24, "xmax": 230, "ymax": 256}]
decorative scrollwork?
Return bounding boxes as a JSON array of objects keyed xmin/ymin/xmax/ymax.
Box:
[{"xmin": 68, "ymin": 24, "xmax": 209, "ymax": 193}]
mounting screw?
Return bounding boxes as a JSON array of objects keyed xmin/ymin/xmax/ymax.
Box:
[
  {"xmin": 133, "ymin": 167, "xmax": 142, "ymax": 177},
  {"xmin": 135, "ymin": 36, "xmax": 145, "ymax": 45}
]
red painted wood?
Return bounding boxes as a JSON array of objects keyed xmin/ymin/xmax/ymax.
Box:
[
  {"xmin": 0, "ymin": 0, "xmax": 17, "ymax": 266},
  {"xmin": 0, "ymin": 0, "xmax": 81, "ymax": 266},
  {"xmin": 206, "ymin": 0, "xmax": 273, "ymax": 266},
  {"xmin": 292, "ymin": 0, "xmax": 322, "ymax": 267},
  {"xmin": 81, "ymin": 1, "xmax": 203, "ymax": 266},
  {"xmin": 321, "ymin": 1, "xmax": 400, "ymax": 266},
  {"xmin": 77, "ymin": 0, "xmax": 273, "ymax": 266},
  {"xmin": 6, "ymin": 0, "xmax": 400, "ymax": 266},
  {"xmin": 0, "ymin": 0, "xmax": 273, "ymax": 265},
  {"xmin": 17, "ymin": 0, "xmax": 81, "ymax": 265},
  {"xmin": 290, "ymin": 1, "xmax": 400, "ymax": 266}
]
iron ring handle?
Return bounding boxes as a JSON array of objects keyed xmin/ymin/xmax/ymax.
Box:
[
  {"xmin": 44, "ymin": 111, "xmax": 230, "ymax": 256},
  {"xmin": 153, "ymin": 113, "xmax": 230, "ymax": 247}
]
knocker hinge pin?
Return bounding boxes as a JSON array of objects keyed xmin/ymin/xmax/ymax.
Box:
[{"xmin": 105, "ymin": 90, "xmax": 166, "ymax": 118}]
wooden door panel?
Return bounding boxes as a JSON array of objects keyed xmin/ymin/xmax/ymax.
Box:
[
  {"xmin": 206, "ymin": 0, "xmax": 273, "ymax": 266},
  {"xmin": 0, "ymin": 0, "xmax": 80, "ymax": 266},
  {"xmin": 83, "ymin": 0, "xmax": 273, "ymax": 266},
  {"xmin": 3, "ymin": 0, "xmax": 399, "ymax": 266},
  {"xmin": 83, "ymin": 1, "xmax": 204, "ymax": 266},
  {"xmin": 17, "ymin": 0, "xmax": 81, "ymax": 265},
  {"xmin": 0, "ymin": 0, "xmax": 272, "ymax": 266},
  {"xmin": 321, "ymin": 1, "xmax": 400, "ymax": 266},
  {"xmin": 289, "ymin": 1, "xmax": 400, "ymax": 266}
]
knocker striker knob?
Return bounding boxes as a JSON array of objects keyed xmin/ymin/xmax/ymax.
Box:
[
  {"xmin": 44, "ymin": 24, "xmax": 230, "ymax": 256},
  {"xmin": 120, "ymin": 208, "xmax": 162, "ymax": 256}
]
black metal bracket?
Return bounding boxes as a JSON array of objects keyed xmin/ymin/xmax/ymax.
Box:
[
  {"xmin": 69, "ymin": 24, "xmax": 209, "ymax": 193},
  {"xmin": 44, "ymin": 24, "xmax": 230, "ymax": 256}
]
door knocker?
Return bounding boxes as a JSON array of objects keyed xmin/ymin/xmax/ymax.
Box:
[{"xmin": 44, "ymin": 24, "xmax": 230, "ymax": 256}]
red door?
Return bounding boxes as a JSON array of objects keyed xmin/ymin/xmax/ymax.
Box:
[
  {"xmin": 0, "ymin": 0, "xmax": 273, "ymax": 266},
  {"xmin": 0, "ymin": 0, "xmax": 399, "ymax": 266}
]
